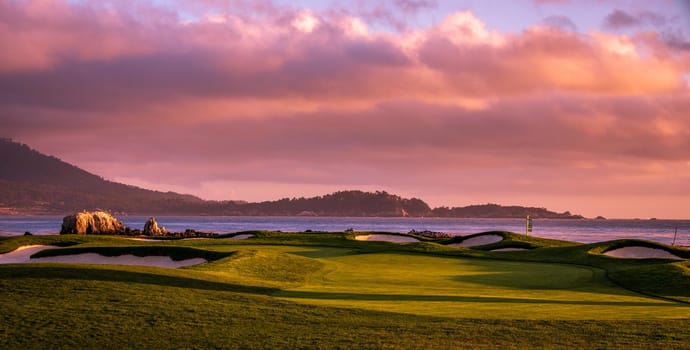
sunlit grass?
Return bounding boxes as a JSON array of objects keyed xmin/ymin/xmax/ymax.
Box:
[{"xmin": 1, "ymin": 232, "xmax": 688, "ymax": 348}]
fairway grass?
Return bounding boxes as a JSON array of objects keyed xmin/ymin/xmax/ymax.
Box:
[
  {"xmin": 275, "ymin": 252, "xmax": 687, "ymax": 319},
  {"xmin": 1, "ymin": 232, "xmax": 689, "ymax": 348},
  {"xmin": 3, "ymin": 268, "xmax": 688, "ymax": 349}
]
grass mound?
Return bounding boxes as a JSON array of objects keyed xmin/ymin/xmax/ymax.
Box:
[
  {"xmin": 591, "ymin": 239, "xmax": 690, "ymax": 260},
  {"xmin": 197, "ymin": 249, "xmax": 324, "ymax": 287},
  {"xmin": 442, "ymin": 231, "xmax": 577, "ymax": 250},
  {"xmin": 607, "ymin": 261, "xmax": 690, "ymax": 304}
]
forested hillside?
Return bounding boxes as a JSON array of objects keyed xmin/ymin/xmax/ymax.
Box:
[{"xmin": 0, "ymin": 139, "xmax": 584, "ymax": 218}]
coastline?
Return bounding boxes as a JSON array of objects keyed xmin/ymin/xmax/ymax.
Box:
[{"xmin": 1, "ymin": 216, "xmax": 688, "ymax": 245}]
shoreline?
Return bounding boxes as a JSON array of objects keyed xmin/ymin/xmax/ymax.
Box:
[
  {"xmin": 2, "ymin": 217, "xmax": 688, "ymax": 246},
  {"xmin": 5, "ymin": 212, "xmax": 690, "ymax": 220}
]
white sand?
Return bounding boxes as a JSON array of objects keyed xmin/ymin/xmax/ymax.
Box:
[
  {"xmin": 355, "ymin": 234, "xmax": 419, "ymax": 243},
  {"xmin": 0, "ymin": 245, "xmax": 54, "ymax": 264},
  {"xmin": 604, "ymin": 246, "xmax": 683, "ymax": 260},
  {"xmin": 491, "ymin": 248, "xmax": 529, "ymax": 252},
  {"xmin": 127, "ymin": 238, "xmax": 163, "ymax": 242},
  {"xmin": 448, "ymin": 234, "xmax": 503, "ymax": 247},
  {"xmin": 32, "ymin": 254, "xmax": 206, "ymax": 268},
  {"xmin": 225, "ymin": 234, "xmax": 254, "ymax": 240},
  {"xmin": 0, "ymin": 245, "xmax": 206, "ymax": 268}
]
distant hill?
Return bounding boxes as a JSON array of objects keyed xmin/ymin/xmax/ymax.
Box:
[
  {"xmin": 0, "ymin": 139, "xmax": 221, "ymax": 215},
  {"xmin": 0, "ymin": 139, "xmax": 584, "ymax": 218},
  {"xmin": 432, "ymin": 204, "xmax": 583, "ymax": 219},
  {"xmin": 227, "ymin": 190, "xmax": 431, "ymax": 217}
]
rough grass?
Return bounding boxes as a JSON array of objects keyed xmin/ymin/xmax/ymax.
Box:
[
  {"xmin": 0, "ymin": 266, "xmax": 690, "ymax": 349},
  {"xmin": 1, "ymin": 232, "xmax": 689, "ymax": 349},
  {"xmin": 1, "ymin": 264, "xmax": 689, "ymax": 349}
]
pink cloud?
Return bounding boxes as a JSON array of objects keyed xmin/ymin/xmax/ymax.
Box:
[
  {"xmin": 1, "ymin": 0, "xmax": 689, "ymax": 218},
  {"xmin": 1, "ymin": 2, "xmax": 685, "ymax": 104},
  {"xmin": 602, "ymin": 9, "xmax": 668, "ymax": 30},
  {"xmin": 0, "ymin": 0, "xmax": 182, "ymax": 72}
]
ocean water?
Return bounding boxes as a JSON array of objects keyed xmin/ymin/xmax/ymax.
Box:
[{"xmin": 1, "ymin": 216, "xmax": 689, "ymax": 245}]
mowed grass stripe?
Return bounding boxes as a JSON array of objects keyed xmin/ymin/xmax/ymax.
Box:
[
  {"xmin": 1, "ymin": 269, "xmax": 689, "ymax": 349},
  {"xmin": 276, "ymin": 252, "xmax": 689, "ymax": 319}
]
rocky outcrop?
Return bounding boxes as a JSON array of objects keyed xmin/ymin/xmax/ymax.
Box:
[
  {"xmin": 408, "ymin": 229, "xmax": 451, "ymax": 239},
  {"xmin": 143, "ymin": 217, "xmax": 166, "ymax": 236},
  {"xmin": 60, "ymin": 211, "xmax": 127, "ymax": 235}
]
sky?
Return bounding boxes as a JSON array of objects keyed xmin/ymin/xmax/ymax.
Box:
[{"xmin": 1, "ymin": 0, "xmax": 690, "ymax": 219}]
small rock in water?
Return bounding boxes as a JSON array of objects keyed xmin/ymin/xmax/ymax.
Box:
[
  {"xmin": 143, "ymin": 217, "xmax": 166, "ymax": 236},
  {"xmin": 408, "ymin": 229, "xmax": 451, "ymax": 239}
]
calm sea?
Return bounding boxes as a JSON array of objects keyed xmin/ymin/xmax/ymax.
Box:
[{"xmin": 1, "ymin": 216, "xmax": 689, "ymax": 245}]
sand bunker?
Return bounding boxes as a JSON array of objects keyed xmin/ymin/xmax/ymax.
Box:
[
  {"xmin": 448, "ymin": 234, "xmax": 503, "ymax": 248},
  {"xmin": 32, "ymin": 254, "xmax": 206, "ymax": 268},
  {"xmin": 0, "ymin": 245, "xmax": 54, "ymax": 264},
  {"xmin": 355, "ymin": 234, "xmax": 419, "ymax": 243},
  {"xmin": 491, "ymin": 248, "xmax": 529, "ymax": 252},
  {"xmin": 0, "ymin": 245, "xmax": 206, "ymax": 268},
  {"xmin": 225, "ymin": 234, "xmax": 254, "ymax": 240},
  {"xmin": 127, "ymin": 238, "xmax": 163, "ymax": 242},
  {"xmin": 604, "ymin": 246, "xmax": 683, "ymax": 260}
]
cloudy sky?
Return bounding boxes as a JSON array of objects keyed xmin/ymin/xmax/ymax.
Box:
[{"xmin": 2, "ymin": 0, "xmax": 689, "ymax": 218}]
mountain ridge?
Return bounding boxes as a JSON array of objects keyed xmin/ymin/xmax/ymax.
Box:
[{"xmin": 0, "ymin": 139, "xmax": 584, "ymax": 218}]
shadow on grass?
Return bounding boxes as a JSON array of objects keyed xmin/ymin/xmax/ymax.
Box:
[
  {"xmin": 30, "ymin": 246, "xmax": 234, "ymax": 262},
  {"xmin": 290, "ymin": 247, "xmax": 356, "ymax": 259},
  {"xmin": 0, "ymin": 265, "xmax": 278, "ymax": 295},
  {"xmin": 444, "ymin": 257, "xmax": 650, "ymax": 299},
  {"xmin": 277, "ymin": 290, "xmax": 683, "ymax": 307}
]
